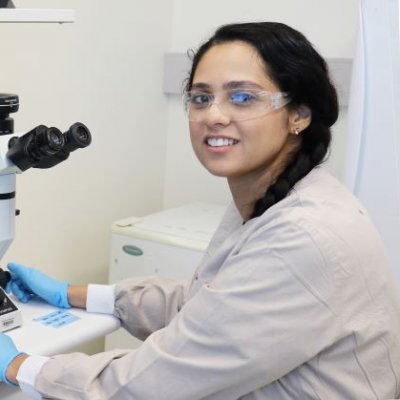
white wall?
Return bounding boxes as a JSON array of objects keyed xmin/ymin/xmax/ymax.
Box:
[
  {"xmin": 0, "ymin": 0, "xmax": 358, "ymax": 352},
  {"xmin": 0, "ymin": 1, "xmax": 360, "ymax": 280},
  {"xmin": 0, "ymin": 0, "xmax": 173, "ymax": 284},
  {"xmin": 162, "ymin": 0, "xmax": 359, "ymax": 208}
]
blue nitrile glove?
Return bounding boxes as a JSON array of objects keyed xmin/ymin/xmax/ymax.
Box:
[
  {"xmin": 6, "ymin": 263, "xmax": 70, "ymax": 308},
  {"xmin": 0, "ymin": 332, "xmax": 23, "ymax": 386}
]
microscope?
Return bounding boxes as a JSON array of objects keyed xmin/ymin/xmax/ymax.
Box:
[{"xmin": 0, "ymin": 93, "xmax": 92, "ymax": 332}]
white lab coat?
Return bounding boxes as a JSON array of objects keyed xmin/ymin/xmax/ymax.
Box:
[{"xmin": 19, "ymin": 167, "xmax": 400, "ymax": 399}]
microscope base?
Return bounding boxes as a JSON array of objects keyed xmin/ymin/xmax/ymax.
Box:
[{"xmin": 0, "ymin": 289, "xmax": 22, "ymax": 332}]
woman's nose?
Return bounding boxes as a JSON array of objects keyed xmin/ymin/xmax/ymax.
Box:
[{"xmin": 204, "ymin": 103, "xmax": 231, "ymax": 126}]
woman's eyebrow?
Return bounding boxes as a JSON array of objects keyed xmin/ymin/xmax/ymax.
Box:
[
  {"xmin": 191, "ymin": 83, "xmax": 211, "ymax": 91},
  {"xmin": 191, "ymin": 81, "xmax": 265, "ymax": 91},
  {"xmin": 223, "ymin": 81, "xmax": 264, "ymax": 90}
]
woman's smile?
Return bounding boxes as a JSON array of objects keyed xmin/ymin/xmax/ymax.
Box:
[{"xmin": 204, "ymin": 136, "xmax": 240, "ymax": 153}]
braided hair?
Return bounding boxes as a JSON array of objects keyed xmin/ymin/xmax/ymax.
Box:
[{"xmin": 185, "ymin": 22, "xmax": 339, "ymax": 220}]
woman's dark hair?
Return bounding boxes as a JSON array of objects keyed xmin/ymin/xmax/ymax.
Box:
[{"xmin": 185, "ymin": 22, "xmax": 339, "ymax": 219}]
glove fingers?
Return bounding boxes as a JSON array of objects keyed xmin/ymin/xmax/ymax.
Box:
[
  {"xmin": 8, "ymin": 263, "xmax": 35, "ymax": 295},
  {"xmin": 7, "ymin": 264, "xmax": 30, "ymax": 288},
  {"xmin": 7, "ymin": 263, "xmax": 24, "ymax": 278},
  {"xmin": 9, "ymin": 281, "xmax": 31, "ymax": 303}
]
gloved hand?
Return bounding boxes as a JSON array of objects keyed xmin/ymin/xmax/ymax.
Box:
[
  {"xmin": 6, "ymin": 263, "xmax": 70, "ymax": 308},
  {"xmin": 0, "ymin": 332, "xmax": 23, "ymax": 386}
]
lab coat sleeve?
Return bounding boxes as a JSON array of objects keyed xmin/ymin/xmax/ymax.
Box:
[
  {"xmin": 112, "ymin": 276, "xmax": 188, "ymax": 340},
  {"xmin": 30, "ymin": 222, "xmax": 346, "ymax": 400}
]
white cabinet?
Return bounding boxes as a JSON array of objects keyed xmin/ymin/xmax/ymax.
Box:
[
  {"xmin": 109, "ymin": 234, "xmax": 205, "ymax": 282},
  {"xmin": 105, "ymin": 202, "xmax": 226, "ymax": 351}
]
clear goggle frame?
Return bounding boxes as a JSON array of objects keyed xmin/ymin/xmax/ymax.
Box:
[{"xmin": 183, "ymin": 89, "xmax": 290, "ymax": 122}]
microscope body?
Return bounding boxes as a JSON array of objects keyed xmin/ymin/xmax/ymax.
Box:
[
  {"xmin": 0, "ymin": 93, "xmax": 92, "ymax": 332},
  {"xmin": 0, "ymin": 137, "xmax": 23, "ymax": 332},
  {"xmin": 0, "ymin": 135, "xmax": 19, "ymax": 262}
]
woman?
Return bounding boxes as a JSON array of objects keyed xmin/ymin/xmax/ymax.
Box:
[{"xmin": 1, "ymin": 22, "xmax": 400, "ymax": 399}]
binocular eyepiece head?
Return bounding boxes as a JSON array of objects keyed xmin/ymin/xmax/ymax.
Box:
[
  {"xmin": 7, "ymin": 122, "xmax": 92, "ymax": 171},
  {"xmin": 0, "ymin": 93, "xmax": 92, "ymax": 171}
]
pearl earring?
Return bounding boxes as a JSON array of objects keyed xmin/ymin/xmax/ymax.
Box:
[{"xmin": 293, "ymin": 128, "xmax": 300, "ymax": 135}]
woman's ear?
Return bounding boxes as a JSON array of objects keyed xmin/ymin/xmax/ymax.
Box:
[{"xmin": 289, "ymin": 105, "xmax": 312, "ymax": 135}]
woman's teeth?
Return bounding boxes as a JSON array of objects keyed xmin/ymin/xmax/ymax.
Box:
[{"xmin": 206, "ymin": 138, "xmax": 238, "ymax": 147}]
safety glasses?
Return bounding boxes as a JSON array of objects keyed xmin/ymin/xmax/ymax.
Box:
[{"xmin": 183, "ymin": 89, "xmax": 290, "ymax": 122}]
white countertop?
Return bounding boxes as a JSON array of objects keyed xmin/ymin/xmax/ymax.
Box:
[
  {"xmin": 0, "ymin": 297, "xmax": 120, "ymax": 397},
  {"xmin": 6, "ymin": 296, "xmax": 120, "ymax": 356}
]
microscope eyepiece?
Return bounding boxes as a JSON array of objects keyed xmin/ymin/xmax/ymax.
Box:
[
  {"xmin": 6, "ymin": 125, "xmax": 65, "ymax": 171},
  {"xmin": 35, "ymin": 126, "xmax": 65, "ymax": 156},
  {"xmin": 64, "ymin": 122, "xmax": 92, "ymax": 152}
]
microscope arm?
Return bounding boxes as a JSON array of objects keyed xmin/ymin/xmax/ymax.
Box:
[{"xmin": 0, "ymin": 133, "xmax": 19, "ymax": 270}]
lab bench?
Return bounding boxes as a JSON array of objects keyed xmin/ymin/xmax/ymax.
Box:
[{"xmin": 0, "ymin": 297, "xmax": 120, "ymax": 399}]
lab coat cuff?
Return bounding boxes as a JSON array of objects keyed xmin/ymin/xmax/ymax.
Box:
[
  {"xmin": 86, "ymin": 284, "xmax": 115, "ymax": 314},
  {"xmin": 17, "ymin": 355, "xmax": 49, "ymax": 400}
]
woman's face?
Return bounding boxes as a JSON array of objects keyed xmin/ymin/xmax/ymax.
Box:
[{"xmin": 189, "ymin": 41, "xmax": 299, "ymax": 186}]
